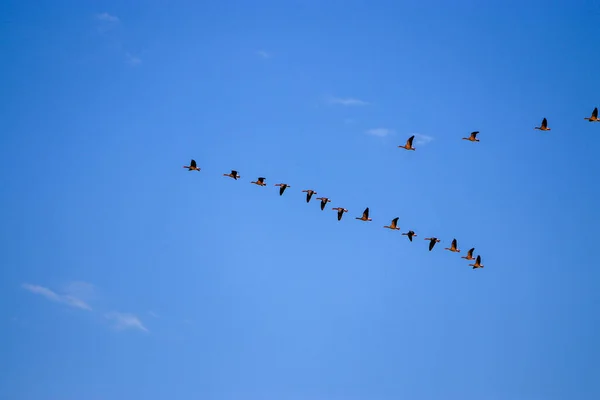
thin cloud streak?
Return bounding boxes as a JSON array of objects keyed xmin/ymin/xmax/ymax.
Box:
[
  {"xmin": 96, "ymin": 12, "xmax": 119, "ymax": 23},
  {"xmin": 105, "ymin": 312, "xmax": 148, "ymax": 332},
  {"xmin": 366, "ymin": 128, "xmax": 394, "ymax": 137},
  {"xmin": 327, "ymin": 96, "xmax": 369, "ymax": 106},
  {"xmin": 412, "ymin": 133, "xmax": 434, "ymax": 145},
  {"xmin": 22, "ymin": 283, "xmax": 92, "ymax": 311}
]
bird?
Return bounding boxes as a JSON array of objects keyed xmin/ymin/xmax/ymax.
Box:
[
  {"xmin": 461, "ymin": 247, "xmax": 476, "ymax": 260},
  {"xmin": 250, "ymin": 177, "xmax": 266, "ymax": 186},
  {"xmin": 444, "ymin": 238, "xmax": 461, "ymax": 253},
  {"xmin": 356, "ymin": 207, "xmax": 372, "ymax": 221},
  {"xmin": 183, "ymin": 159, "xmax": 200, "ymax": 171},
  {"xmin": 534, "ymin": 117, "xmax": 551, "ymax": 131},
  {"xmin": 274, "ymin": 183, "xmax": 291, "ymax": 196},
  {"xmin": 223, "ymin": 170, "xmax": 240, "ymax": 180},
  {"xmin": 462, "ymin": 131, "xmax": 480, "ymax": 142},
  {"xmin": 399, "ymin": 135, "xmax": 416, "ymax": 151},
  {"xmin": 302, "ymin": 189, "xmax": 317, "ymax": 203},
  {"xmin": 383, "ymin": 217, "xmax": 400, "ymax": 230},
  {"xmin": 584, "ymin": 107, "xmax": 599, "ymax": 122},
  {"xmin": 316, "ymin": 197, "xmax": 331, "ymax": 210},
  {"xmin": 469, "ymin": 255, "xmax": 484, "ymax": 269},
  {"xmin": 424, "ymin": 237, "xmax": 441, "ymax": 251},
  {"xmin": 332, "ymin": 207, "xmax": 348, "ymax": 221},
  {"xmin": 402, "ymin": 230, "xmax": 417, "ymax": 241}
]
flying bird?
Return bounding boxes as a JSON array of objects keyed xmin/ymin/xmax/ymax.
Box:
[
  {"xmin": 274, "ymin": 183, "xmax": 291, "ymax": 196},
  {"xmin": 461, "ymin": 247, "xmax": 476, "ymax": 260},
  {"xmin": 356, "ymin": 207, "xmax": 372, "ymax": 221},
  {"xmin": 251, "ymin": 177, "xmax": 266, "ymax": 186},
  {"xmin": 424, "ymin": 237, "xmax": 441, "ymax": 251},
  {"xmin": 183, "ymin": 159, "xmax": 200, "ymax": 171},
  {"xmin": 444, "ymin": 238, "xmax": 461, "ymax": 253},
  {"xmin": 316, "ymin": 197, "xmax": 331, "ymax": 210},
  {"xmin": 462, "ymin": 131, "xmax": 480, "ymax": 142},
  {"xmin": 383, "ymin": 217, "xmax": 400, "ymax": 230},
  {"xmin": 399, "ymin": 135, "xmax": 416, "ymax": 151},
  {"xmin": 332, "ymin": 207, "xmax": 348, "ymax": 221},
  {"xmin": 469, "ymin": 255, "xmax": 484, "ymax": 269},
  {"xmin": 223, "ymin": 170, "xmax": 240, "ymax": 180},
  {"xmin": 584, "ymin": 107, "xmax": 599, "ymax": 122},
  {"xmin": 402, "ymin": 230, "xmax": 417, "ymax": 241},
  {"xmin": 534, "ymin": 118, "xmax": 551, "ymax": 131},
  {"xmin": 302, "ymin": 189, "xmax": 317, "ymax": 203}
]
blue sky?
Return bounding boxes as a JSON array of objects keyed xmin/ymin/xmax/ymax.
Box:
[{"xmin": 1, "ymin": 0, "xmax": 599, "ymax": 399}]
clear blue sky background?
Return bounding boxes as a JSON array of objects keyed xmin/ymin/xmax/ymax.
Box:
[{"xmin": 1, "ymin": 1, "xmax": 599, "ymax": 399}]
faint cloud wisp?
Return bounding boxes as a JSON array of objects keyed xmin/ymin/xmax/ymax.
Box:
[
  {"xmin": 96, "ymin": 12, "xmax": 119, "ymax": 23},
  {"xmin": 256, "ymin": 50, "xmax": 271, "ymax": 58},
  {"xmin": 412, "ymin": 133, "xmax": 434, "ymax": 145},
  {"xmin": 105, "ymin": 312, "xmax": 148, "ymax": 332},
  {"xmin": 125, "ymin": 52, "xmax": 142, "ymax": 66},
  {"xmin": 366, "ymin": 128, "xmax": 394, "ymax": 137},
  {"xmin": 22, "ymin": 283, "xmax": 92, "ymax": 311},
  {"xmin": 327, "ymin": 96, "xmax": 369, "ymax": 106}
]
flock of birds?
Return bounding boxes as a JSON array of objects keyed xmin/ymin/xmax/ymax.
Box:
[{"xmin": 182, "ymin": 107, "xmax": 600, "ymax": 271}]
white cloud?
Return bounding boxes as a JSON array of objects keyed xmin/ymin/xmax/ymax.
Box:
[
  {"xmin": 96, "ymin": 12, "xmax": 119, "ymax": 23},
  {"xmin": 328, "ymin": 96, "xmax": 369, "ymax": 106},
  {"xmin": 412, "ymin": 133, "xmax": 434, "ymax": 145},
  {"xmin": 105, "ymin": 312, "xmax": 148, "ymax": 332},
  {"xmin": 256, "ymin": 50, "xmax": 271, "ymax": 58},
  {"xmin": 125, "ymin": 52, "xmax": 141, "ymax": 66},
  {"xmin": 22, "ymin": 283, "xmax": 92, "ymax": 311},
  {"xmin": 366, "ymin": 128, "xmax": 394, "ymax": 137}
]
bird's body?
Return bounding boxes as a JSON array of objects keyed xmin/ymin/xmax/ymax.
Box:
[
  {"xmin": 223, "ymin": 170, "xmax": 240, "ymax": 180},
  {"xmin": 402, "ymin": 230, "xmax": 416, "ymax": 241},
  {"xmin": 399, "ymin": 135, "xmax": 416, "ymax": 151},
  {"xmin": 461, "ymin": 247, "xmax": 475, "ymax": 260},
  {"xmin": 316, "ymin": 197, "xmax": 331, "ymax": 210},
  {"xmin": 332, "ymin": 207, "xmax": 348, "ymax": 221},
  {"xmin": 356, "ymin": 207, "xmax": 372, "ymax": 221},
  {"xmin": 425, "ymin": 237, "xmax": 441, "ymax": 251},
  {"xmin": 469, "ymin": 255, "xmax": 484, "ymax": 269},
  {"xmin": 584, "ymin": 107, "xmax": 599, "ymax": 122},
  {"xmin": 444, "ymin": 238, "xmax": 461, "ymax": 252},
  {"xmin": 383, "ymin": 217, "xmax": 400, "ymax": 230},
  {"xmin": 183, "ymin": 159, "xmax": 201, "ymax": 171},
  {"xmin": 302, "ymin": 189, "xmax": 317, "ymax": 203},
  {"xmin": 251, "ymin": 177, "xmax": 266, "ymax": 186},
  {"xmin": 274, "ymin": 183, "xmax": 291, "ymax": 196},
  {"xmin": 535, "ymin": 117, "xmax": 551, "ymax": 131},
  {"xmin": 462, "ymin": 131, "xmax": 480, "ymax": 142}
]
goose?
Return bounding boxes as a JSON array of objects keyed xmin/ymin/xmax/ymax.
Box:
[
  {"xmin": 462, "ymin": 131, "xmax": 480, "ymax": 142},
  {"xmin": 302, "ymin": 189, "xmax": 317, "ymax": 203},
  {"xmin": 251, "ymin": 177, "xmax": 266, "ymax": 186},
  {"xmin": 534, "ymin": 118, "xmax": 551, "ymax": 131},
  {"xmin": 402, "ymin": 230, "xmax": 417, "ymax": 241},
  {"xmin": 316, "ymin": 197, "xmax": 331, "ymax": 210},
  {"xmin": 424, "ymin": 237, "xmax": 441, "ymax": 251},
  {"xmin": 444, "ymin": 238, "xmax": 461, "ymax": 253},
  {"xmin": 356, "ymin": 207, "xmax": 372, "ymax": 221},
  {"xmin": 183, "ymin": 159, "xmax": 200, "ymax": 171},
  {"xmin": 332, "ymin": 207, "xmax": 348, "ymax": 221},
  {"xmin": 469, "ymin": 255, "xmax": 484, "ymax": 269},
  {"xmin": 383, "ymin": 217, "xmax": 400, "ymax": 230},
  {"xmin": 461, "ymin": 247, "xmax": 475, "ymax": 260},
  {"xmin": 223, "ymin": 170, "xmax": 240, "ymax": 180},
  {"xmin": 274, "ymin": 183, "xmax": 291, "ymax": 196},
  {"xmin": 399, "ymin": 135, "xmax": 416, "ymax": 151},
  {"xmin": 584, "ymin": 107, "xmax": 599, "ymax": 122}
]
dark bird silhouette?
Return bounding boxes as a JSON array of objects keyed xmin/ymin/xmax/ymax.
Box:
[
  {"xmin": 469, "ymin": 255, "xmax": 484, "ymax": 269},
  {"xmin": 332, "ymin": 207, "xmax": 348, "ymax": 221},
  {"xmin": 534, "ymin": 117, "xmax": 551, "ymax": 131},
  {"xmin": 444, "ymin": 238, "xmax": 461, "ymax": 253},
  {"xmin": 399, "ymin": 135, "xmax": 416, "ymax": 151},
  {"xmin": 424, "ymin": 237, "xmax": 441, "ymax": 251},
  {"xmin": 356, "ymin": 207, "xmax": 372, "ymax": 221},
  {"xmin": 183, "ymin": 159, "xmax": 200, "ymax": 171},
  {"xmin": 223, "ymin": 170, "xmax": 240, "ymax": 180},
  {"xmin": 461, "ymin": 247, "xmax": 475, "ymax": 260},
  {"xmin": 274, "ymin": 183, "xmax": 291, "ymax": 196},
  {"xmin": 251, "ymin": 177, "xmax": 266, "ymax": 186},
  {"xmin": 402, "ymin": 230, "xmax": 417, "ymax": 241},
  {"xmin": 383, "ymin": 217, "xmax": 400, "ymax": 230},
  {"xmin": 584, "ymin": 107, "xmax": 599, "ymax": 122},
  {"xmin": 462, "ymin": 131, "xmax": 480, "ymax": 142},
  {"xmin": 316, "ymin": 197, "xmax": 331, "ymax": 210},
  {"xmin": 302, "ymin": 189, "xmax": 317, "ymax": 203}
]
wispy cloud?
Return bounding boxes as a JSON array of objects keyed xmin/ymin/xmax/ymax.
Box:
[
  {"xmin": 96, "ymin": 12, "xmax": 119, "ymax": 23},
  {"xmin": 327, "ymin": 96, "xmax": 369, "ymax": 106},
  {"xmin": 22, "ymin": 283, "xmax": 92, "ymax": 311},
  {"xmin": 366, "ymin": 128, "xmax": 394, "ymax": 137},
  {"xmin": 256, "ymin": 50, "xmax": 271, "ymax": 59},
  {"xmin": 105, "ymin": 312, "xmax": 148, "ymax": 332},
  {"xmin": 125, "ymin": 52, "xmax": 142, "ymax": 66},
  {"xmin": 147, "ymin": 311, "xmax": 160, "ymax": 318},
  {"xmin": 412, "ymin": 133, "xmax": 434, "ymax": 145}
]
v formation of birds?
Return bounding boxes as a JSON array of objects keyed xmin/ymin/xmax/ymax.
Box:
[{"xmin": 183, "ymin": 108, "xmax": 600, "ymax": 270}]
